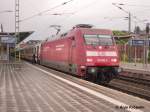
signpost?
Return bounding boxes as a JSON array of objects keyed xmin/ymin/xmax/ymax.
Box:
[{"xmin": 131, "ymin": 39, "xmax": 145, "ymax": 46}]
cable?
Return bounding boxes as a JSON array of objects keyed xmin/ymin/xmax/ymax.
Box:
[
  {"xmin": 55, "ymin": 0, "xmax": 98, "ymax": 26},
  {"xmin": 34, "ymin": 0, "xmax": 99, "ymax": 40},
  {"xmin": 112, "ymin": 3, "xmax": 145, "ymax": 24},
  {"xmin": 20, "ymin": 0, "xmax": 74, "ymax": 22},
  {"xmin": 113, "ymin": 3, "xmax": 150, "ymax": 23},
  {"xmin": 113, "ymin": 3, "xmax": 150, "ymax": 8}
]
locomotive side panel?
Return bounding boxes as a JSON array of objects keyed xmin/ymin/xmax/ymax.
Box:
[{"xmin": 41, "ymin": 37, "xmax": 78, "ymax": 74}]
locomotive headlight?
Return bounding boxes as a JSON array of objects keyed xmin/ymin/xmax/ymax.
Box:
[
  {"xmin": 99, "ymin": 46, "xmax": 102, "ymax": 49},
  {"xmin": 87, "ymin": 58, "xmax": 93, "ymax": 62},
  {"xmin": 111, "ymin": 58, "xmax": 117, "ymax": 62},
  {"xmin": 80, "ymin": 66, "xmax": 86, "ymax": 69},
  {"xmin": 87, "ymin": 67, "xmax": 97, "ymax": 74},
  {"xmin": 91, "ymin": 68, "xmax": 96, "ymax": 73}
]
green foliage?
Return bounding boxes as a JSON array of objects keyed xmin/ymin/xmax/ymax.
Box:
[
  {"xmin": 134, "ymin": 26, "xmax": 141, "ymax": 34},
  {"xmin": 113, "ymin": 30, "xmax": 129, "ymax": 36},
  {"xmin": 121, "ymin": 53, "xmax": 128, "ymax": 62},
  {"xmin": 113, "ymin": 30, "xmax": 129, "ymax": 45},
  {"xmin": 116, "ymin": 39, "xmax": 128, "ymax": 44}
]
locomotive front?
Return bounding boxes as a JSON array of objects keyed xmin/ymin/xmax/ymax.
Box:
[{"xmin": 79, "ymin": 28, "xmax": 120, "ymax": 83}]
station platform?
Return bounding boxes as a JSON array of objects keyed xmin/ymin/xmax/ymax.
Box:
[
  {"xmin": 121, "ymin": 62, "xmax": 150, "ymax": 72},
  {"xmin": 0, "ymin": 62, "xmax": 149, "ymax": 112},
  {"xmin": 120, "ymin": 62, "xmax": 150, "ymax": 80}
]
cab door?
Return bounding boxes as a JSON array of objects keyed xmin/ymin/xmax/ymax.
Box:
[{"xmin": 68, "ymin": 36, "xmax": 76, "ymax": 73}]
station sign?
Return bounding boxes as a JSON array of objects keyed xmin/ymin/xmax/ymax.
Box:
[
  {"xmin": 132, "ymin": 40, "xmax": 144, "ymax": 46},
  {"xmin": 129, "ymin": 39, "xmax": 150, "ymax": 46},
  {"xmin": 1, "ymin": 36, "xmax": 16, "ymax": 44}
]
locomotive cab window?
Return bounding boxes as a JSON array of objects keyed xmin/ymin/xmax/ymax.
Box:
[{"xmin": 84, "ymin": 34, "xmax": 114, "ymax": 46}]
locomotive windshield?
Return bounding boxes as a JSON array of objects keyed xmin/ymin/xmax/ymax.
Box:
[{"xmin": 84, "ymin": 34, "xmax": 113, "ymax": 45}]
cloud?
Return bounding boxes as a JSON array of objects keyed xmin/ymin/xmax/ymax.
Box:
[{"xmin": 0, "ymin": 0, "xmax": 149, "ymax": 41}]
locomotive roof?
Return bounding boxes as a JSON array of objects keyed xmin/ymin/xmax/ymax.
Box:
[
  {"xmin": 44, "ymin": 27, "xmax": 112, "ymax": 43},
  {"xmin": 75, "ymin": 28, "xmax": 112, "ymax": 35}
]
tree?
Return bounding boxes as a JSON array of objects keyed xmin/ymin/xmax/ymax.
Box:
[
  {"xmin": 113, "ymin": 30, "xmax": 129, "ymax": 45},
  {"xmin": 113, "ymin": 30, "xmax": 129, "ymax": 36},
  {"xmin": 146, "ymin": 23, "xmax": 149, "ymax": 34},
  {"xmin": 134, "ymin": 26, "xmax": 140, "ymax": 34}
]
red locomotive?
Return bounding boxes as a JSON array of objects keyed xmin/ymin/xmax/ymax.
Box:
[{"xmin": 21, "ymin": 24, "xmax": 120, "ymax": 83}]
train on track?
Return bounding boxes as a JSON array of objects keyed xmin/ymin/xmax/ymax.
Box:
[{"xmin": 20, "ymin": 24, "xmax": 120, "ymax": 83}]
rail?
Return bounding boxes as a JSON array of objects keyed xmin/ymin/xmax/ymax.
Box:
[{"xmin": 108, "ymin": 73, "xmax": 150, "ymax": 101}]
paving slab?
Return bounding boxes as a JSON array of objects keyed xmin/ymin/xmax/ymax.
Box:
[{"xmin": 0, "ymin": 62, "xmax": 149, "ymax": 112}]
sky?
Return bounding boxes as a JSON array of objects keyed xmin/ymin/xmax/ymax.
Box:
[{"xmin": 0, "ymin": 0, "xmax": 150, "ymax": 41}]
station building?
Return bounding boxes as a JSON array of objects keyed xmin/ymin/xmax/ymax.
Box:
[
  {"xmin": 0, "ymin": 31, "xmax": 33, "ymax": 62},
  {"xmin": 0, "ymin": 33, "xmax": 16, "ymax": 61}
]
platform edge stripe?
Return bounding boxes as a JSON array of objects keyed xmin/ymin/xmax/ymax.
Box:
[{"xmin": 26, "ymin": 63, "xmax": 143, "ymax": 112}]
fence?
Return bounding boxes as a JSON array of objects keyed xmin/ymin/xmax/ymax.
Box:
[{"xmin": 117, "ymin": 45, "xmax": 150, "ymax": 63}]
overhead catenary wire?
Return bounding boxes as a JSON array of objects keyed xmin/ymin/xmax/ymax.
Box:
[
  {"xmin": 0, "ymin": 10, "xmax": 13, "ymax": 13},
  {"xmin": 112, "ymin": 3, "xmax": 146, "ymax": 24},
  {"xmin": 41, "ymin": 12, "xmax": 75, "ymax": 16},
  {"xmin": 32, "ymin": 0, "xmax": 99, "ymax": 41},
  {"xmin": 113, "ymin": 3, "xmax": 150, "ymax": 8},
  {"xmin": 53, "ymin": 0, "xmax": 99, "ymax": 26},
  {"xmin": 19, "ymin": 0, "xmax": 74, "ymax": 22},
  {"xmin": 117, "ymin": 3, "xmax": 150, "ymax": 23}
]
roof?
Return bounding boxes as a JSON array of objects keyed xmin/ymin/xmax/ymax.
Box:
[
  {"xmin": 77, "ymin": 28, "xmax": 112, "ymax": 35},
  {"xmin": 114, "ymin": 35, "xmax": 135, "ymax": 40},
  {"xmin": 0, "ymin": 31, "xmax": 34, "ymax": 43}
]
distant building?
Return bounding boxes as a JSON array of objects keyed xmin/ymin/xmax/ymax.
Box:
[
  {"xmin": 0, "ymin": 33, "xmax": 16, "ymax": 61},
  {"xmin": 0, "ymin": 31, "xmax": 33, "ymax": 61},
  {"xmin": 9, "ymin": 31, "xmax": 34, "ymax": 43},
  {"xmin": 114, "ymin": 31, "xmax": 150, "ymax": 45}
]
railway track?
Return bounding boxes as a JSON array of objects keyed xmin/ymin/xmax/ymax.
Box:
[
  {"xmin": 117, "ymin": 75, "xmax": 150, "ymax": 86},
  {"xmin": 108, "ymin": 72, "xmax": 150, "ymax": 101}
]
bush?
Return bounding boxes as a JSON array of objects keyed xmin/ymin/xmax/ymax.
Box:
[{"xmin": 121, "ymin": 53, "xmax": 128, "ymax": 62}]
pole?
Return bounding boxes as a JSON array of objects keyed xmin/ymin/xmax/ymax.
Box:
[
  {"xmin": 7, "ymin": 44, "xmax": 9, "ymax": 61},
  {"xmin": 143, "ymin": 35, "xmax": 148, "ymax": 68},
  {"xmin": 134, "ymin": 45, "xmax": 137, "ymax": 66},
  {"xmin": 15, "ymin": 0, "xmax": 20, "ymax": 62},
  {"xmin": 128, "ymin": 12, "xmax": 132, "ymax": 62},
  {"xmin": 1, "ymin": 24, "xmax": 3, "ymax": 32},
  {"xmin": 145, "ymin": 23, "xmax": 150, "ymax": 68},
  {"xmin": 146, "ymin": 33, "xmax": 149, "ymax": 67},
  {"xmin": 129, "ymin": 12, "xmax": 131, "ymax": 33}
]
